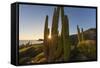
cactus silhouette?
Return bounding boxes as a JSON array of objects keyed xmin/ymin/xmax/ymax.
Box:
[
  {"xmin": 61, "ymin": 7, "xmax": 70, "ymax": 61},
  {"xmin": 48, "ymin": 7, "xmax": 60, "ymax": 62},
  {"xmin": 44, "ymin": 7, "xmax": 71, "ymax": 62},
  {"xmin": 77, "ymin": 25, "xmax": 82, "ymax": 43},
  {"xmin": 81, "ymin": 28, "xmax": 84, "ymax": 41},
  {"xmin": 54, "ymin": 35, "xmax": 63, "ymax": 61},
  {"xmin": 48, "ymin": 8, "xmax": 56, "ymax": 61},
  {"xmin": 77, "ymin": 25, "xmax": 85, "ymax": 43},
  {"xmin": 44, "ymin": 15, "xmax": 49, "ymax": 60}
]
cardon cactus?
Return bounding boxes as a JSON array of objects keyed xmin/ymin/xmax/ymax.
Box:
[
  {"xmin": 61, "ymin": 7, "xmax": 71, "ymax": 61},
  {"xmin": 44, "ymin": 7, "xmax": 71, "ymax": 62},
  {"xmin": 54, "ymin": 35, "xmax": 63, "ymax": 61},
  {"xmin": 44, "ymin": 15, "xmax": 49, "ymax": 60},
  {"xmin": 77, "ymin": 25, "xmax": 82, "ymax": 43},
  {"xmin": 81, "ymin": 28, "xmax": 84, "ymax": 41},
  {"xmin": 48, "ymin": 7, "xmax": 60, "ymax": 62},
  {"xmin": 77, "ymin": 26, "xmax": 85, "ymax": 44}
]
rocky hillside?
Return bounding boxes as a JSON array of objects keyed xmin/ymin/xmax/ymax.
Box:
[{"xmin": 70, "ymin": 28, "xmax": 96, "ymax": 46}]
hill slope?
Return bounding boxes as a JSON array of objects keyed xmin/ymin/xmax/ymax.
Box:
[{"xmin": 70, "ymin": 28, "xmax": 96, "ymax": 45}]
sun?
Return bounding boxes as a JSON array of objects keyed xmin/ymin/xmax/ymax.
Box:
[{"xmin": 48, "ymin": 35, "xmax": 51, "ymax": 39}]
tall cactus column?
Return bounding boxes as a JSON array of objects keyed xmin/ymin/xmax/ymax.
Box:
[
  {"xmin": 61, "ymin": 7, "xmax": 71, "ymax": 61},
  {"xmin": 44, "ymin": 7, "xmax": 71, "ymax": 62},
  {"xmin": 48, "ymin": 8, "xmax": 56, "ymax": 61},
  {"xmin": 81, "ymin": 28, "xmax": 84, "ymax": 41},
  {"xmin": 48, "ymin": 7, "xmax": 60, "ymax": 62},
  {"xmin": 44, "ymin": 15, "xmax": 49, "ymax": 60},
  {"xmin": 77, "ymin": 25, "xmax": 82, "ymax": 43}
]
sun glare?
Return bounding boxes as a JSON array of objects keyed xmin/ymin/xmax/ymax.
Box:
[{"xmin": 48, "ymin": 35, "xmax": 51, "ymax": 39}]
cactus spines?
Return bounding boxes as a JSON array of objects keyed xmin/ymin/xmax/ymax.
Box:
[
  {"xmin": 61, "ymin": 7, "xmax": 70, "ymax": 61},
  {"xmin": 44, "ymin": 15, "xmax": 49, "ymax": 60}
]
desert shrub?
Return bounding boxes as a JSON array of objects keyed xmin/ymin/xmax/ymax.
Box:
[
  {"xmin": 77, "ymin": 40, "xmax": 96, "ymax": 60},
  {"xmin": 31, "ymin": 52, "xmax": 46, "ymax": 63},
  {"xmin": 19, "ymin": 44, "xmax": 44, "ymax": 64}
]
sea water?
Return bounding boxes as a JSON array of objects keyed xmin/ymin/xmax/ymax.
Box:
[{"xmin": 19, "ymin": 40, "xmax": 43, "ymax": 46}]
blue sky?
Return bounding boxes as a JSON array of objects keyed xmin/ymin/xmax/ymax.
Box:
[{"xmin": 19, "ymin": 4, "xmax": 96, "ymax": 40}]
